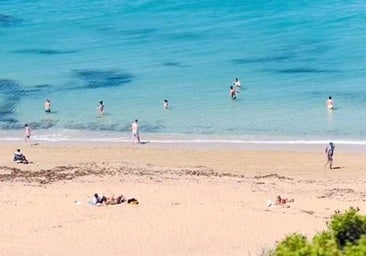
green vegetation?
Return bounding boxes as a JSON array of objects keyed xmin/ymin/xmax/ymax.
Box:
[{"xmin": 268, "ymin": 207, "xmax": 366, "ymax": 256}]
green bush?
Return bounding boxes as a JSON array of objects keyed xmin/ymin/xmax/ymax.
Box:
[
  {"xmin": 343, "ymin": 236, "xmax": 366, "ymax": 256},
  {"xmin": 312, "ymin": 231, "xmax": 341, "ymax": 256},
  {"xmin": 269, "ymin": 208, "xmax": 366, "ymax": 256},
  {"xmin": 274, "ymin": 233, "xmax": 314, "ymax": 256},
  {"xmin": 328, "ymin": 207, "xmax": 366, "ymax": 249}
]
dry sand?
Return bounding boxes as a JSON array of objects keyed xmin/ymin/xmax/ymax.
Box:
[{"xmin": 0, "ymin": 142, "xmax": 365, "ymax": 256}]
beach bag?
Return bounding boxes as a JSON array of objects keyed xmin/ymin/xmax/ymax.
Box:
[{"xmin": 127, "ymin": 198, "xmax": 139, "ymax": 205}]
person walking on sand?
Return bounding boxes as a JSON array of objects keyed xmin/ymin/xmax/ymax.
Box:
[
  {"xmin": 327, "ymin": 96, "xmax": 334, "ymax": 110},
  {"xmin": 324, "ymin": 142, "xmax": 335, "ymax": 169},
  {"xmin": 44, "ymin": 99, "xmax": 51, "ymax": 113},
  {"xmin": 98, "ymin": 100, "xmax": 104, "ymax": 115},
  {"xmin": 24, "ymin": 124, "xmax": 31, "ymax": 143},
  {"xmin": 131, "ymin": 119, "xmax": 140, "ymax": 144}
]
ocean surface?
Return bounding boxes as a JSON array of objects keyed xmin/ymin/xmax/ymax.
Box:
[{"xmin": 1, "ymin": 0, "xmax": 366, "ymax": 144}]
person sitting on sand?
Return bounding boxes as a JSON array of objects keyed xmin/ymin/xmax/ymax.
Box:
[
  {"xmin": 275, "ymin": 195, "xmax": 294, "ymax": 205},
  {"xmin": 13, "ymin": 149, "xmax": 29, "ymax": 164}
]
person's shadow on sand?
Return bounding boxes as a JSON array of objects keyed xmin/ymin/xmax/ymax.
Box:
[{"xmin": 331, "ymin": 166, "xmax": 342, "ymax": 170}]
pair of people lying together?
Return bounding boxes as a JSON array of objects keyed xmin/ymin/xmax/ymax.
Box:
[{"xmin": 92, "ymin": 193, "xmax": 139, "ymax": 206}]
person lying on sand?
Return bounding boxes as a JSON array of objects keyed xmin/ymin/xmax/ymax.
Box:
[
  {"xmin": 105, "ymin": 194, "xmax": 126, "ymax": 205},
  {"xmin": 90, "ymin": 193, "xmax": 138, "ymax": 206},
  {"xmin": 275, "ymin": 195, "xmax": 294, "ymax": 205},
  {"xmin": 91, "ymin": 193, "xmax": 107, "ymax": 205}
]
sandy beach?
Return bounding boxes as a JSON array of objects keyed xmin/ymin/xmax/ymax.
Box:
[{"xmin": 0, "ymin": 142, "xmax": 365, "ymax": 256}]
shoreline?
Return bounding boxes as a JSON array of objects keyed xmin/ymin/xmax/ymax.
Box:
[{"xmin": 1, "ymin": 139, "xmax": 366, "ymax": 154}]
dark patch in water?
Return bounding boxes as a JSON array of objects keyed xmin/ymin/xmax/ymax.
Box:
[
  {"xmin": 0, "ymin": 122, "xmax": 23, "ymax": 130},
  {"xmin": 98, "ymin": 27, "xmax": 156, "ymax": 37},
  {"xmin": 167, "ymin": 32, "xmax": 202, "ymax": 41},
  {"xmin": 231, "ymin": 55, "xmax": 292, "ymax": 64},
  {"xmin": 122, "ymin": 28, "xmax": 156, "ymax": 39},
  {"xmin": 139, "ymin": 123, "xmax": 165, "ymax": 133},
  {"xmin": 0, "ymin": 13, "xmax": 22, "ymax": 27},
  {"xmin": 73, "ymin": 69, "xmax": 134, "ymax": 89},
  {"xmin": 64, "ymin": 121, "xmax": 165, "ymax": 133},
  {"xmin": 64, "ymin": 122, "xmax": 120, "ymax": 131},
  {"xmin": 0, "ymin": 79, "xmax": 23, "ymax": 123},
  {"xmin": 34, "ymin": 84, "xmax": 53, "ymax": 89},
  {"xmin": 163, "ymin": 62, "xmax": 180, "ymax": 67},
  {"xmin": 0, "ymin": 79, "xmax": 22, "ymax": 91},
  {"xmin": 25, "ymin": 84, "xmax": 54, "ymax": 96},
  {"xmin": 12, "ymin": 49, "xmax": 78, "ymax": 55},
  {"xmin": 41, "ymin": 121, "xmax": 57, "ymax": 129},
  {"xmin": 27, "ymin": 120, "xmax": 58, "ymax": 129},
  {"xmin": 262, "ymin": 68, "xmax": 340, "ymax": 74}
]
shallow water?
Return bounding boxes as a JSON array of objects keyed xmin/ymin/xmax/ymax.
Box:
[{"xmin": 1, "ymin": 0, "xmax": 366, "ymax": 143}]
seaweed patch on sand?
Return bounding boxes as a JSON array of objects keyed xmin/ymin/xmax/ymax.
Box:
[{"xmin": 0, "ymin": 164, "xmax": 249, "ymax": 185}]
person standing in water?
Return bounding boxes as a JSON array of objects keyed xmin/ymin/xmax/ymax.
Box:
[
  {"xmin": 24, "ymin": 124, "xmax": 31, "ymax": 143},
  {"xmin": 230, "ymin": 86, "xmax": 237, "ymax": 100},
  {"xmin": 327, "ymin": 96, "xmax": 334, "ymax": 110},
  {"xmin": 233, "ymin": 77, "xmax": 241, "ymax": 89},
  {"xmin": 98, "ymin": 100, "xmax": 104, "ymax": 115},
  {"xmin": 131, "ymin": 119, "xmax": 140, "ymax": 144},
  {"xmin": 324, "ymin": 142, "xmax": 335, "ymax": 169},
  {"xmin": 163, "ymin": 99, "xmax": 169, "ymax": 109},
  {"xmin": 44, "ymin": 99, "xmax": 51, "ymax": 113}
]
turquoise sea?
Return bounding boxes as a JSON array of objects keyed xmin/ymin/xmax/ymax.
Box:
[{"xmin": 1, "ymin": 0, "xmax": 366, "ymax": 144}]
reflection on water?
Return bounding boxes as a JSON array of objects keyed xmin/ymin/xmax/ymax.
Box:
[{"xmin": 327, "ymin": 108, "xmax": 334, "ymax": 124}]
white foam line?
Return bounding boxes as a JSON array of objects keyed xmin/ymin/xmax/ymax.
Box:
[{"xmin": 1, "ymin": 137, "xmax": 366, "ymax": 145}]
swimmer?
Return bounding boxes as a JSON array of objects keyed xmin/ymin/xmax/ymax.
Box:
[
  {"xmin": 44, "ymin": 99, "xmax": 51, "ymax": 113},
  {"xmin": 24, "ymin": 124, "xmax": 31, "ymax": 143},
  {"xmin": 163, "ymin": 99, "xmax": 169, "ymax": 109},
  {"xmin": 98, "ymin": 100, "xmax": 104, "ymax": 115},
  {"xmin": 233, "ymin": 77, "xmax": 241, "ymax": 89},
  {"xmin": 327, "ymin": 96, "xmax": 334, "ymax": 110},
  {"xmin": 230, "ymin": 86, "xmax": 237, "ymax": 100}
]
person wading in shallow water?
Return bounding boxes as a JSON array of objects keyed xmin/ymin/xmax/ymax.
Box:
[
  {"xmin": 24, "ymin": 124, "xmax": 31, "ymax": 143},
  {"xmin": 98, "ymin": 100, "xmax": 104, "ymax": 115},
  {"xmin": 131, "ymin": 119, "xmax": 140, "ymax": 144}
]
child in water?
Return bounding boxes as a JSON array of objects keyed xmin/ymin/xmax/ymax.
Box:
[{"xmin": 98, "ymin": 100, "xmax": 104, "ymax": 115}]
